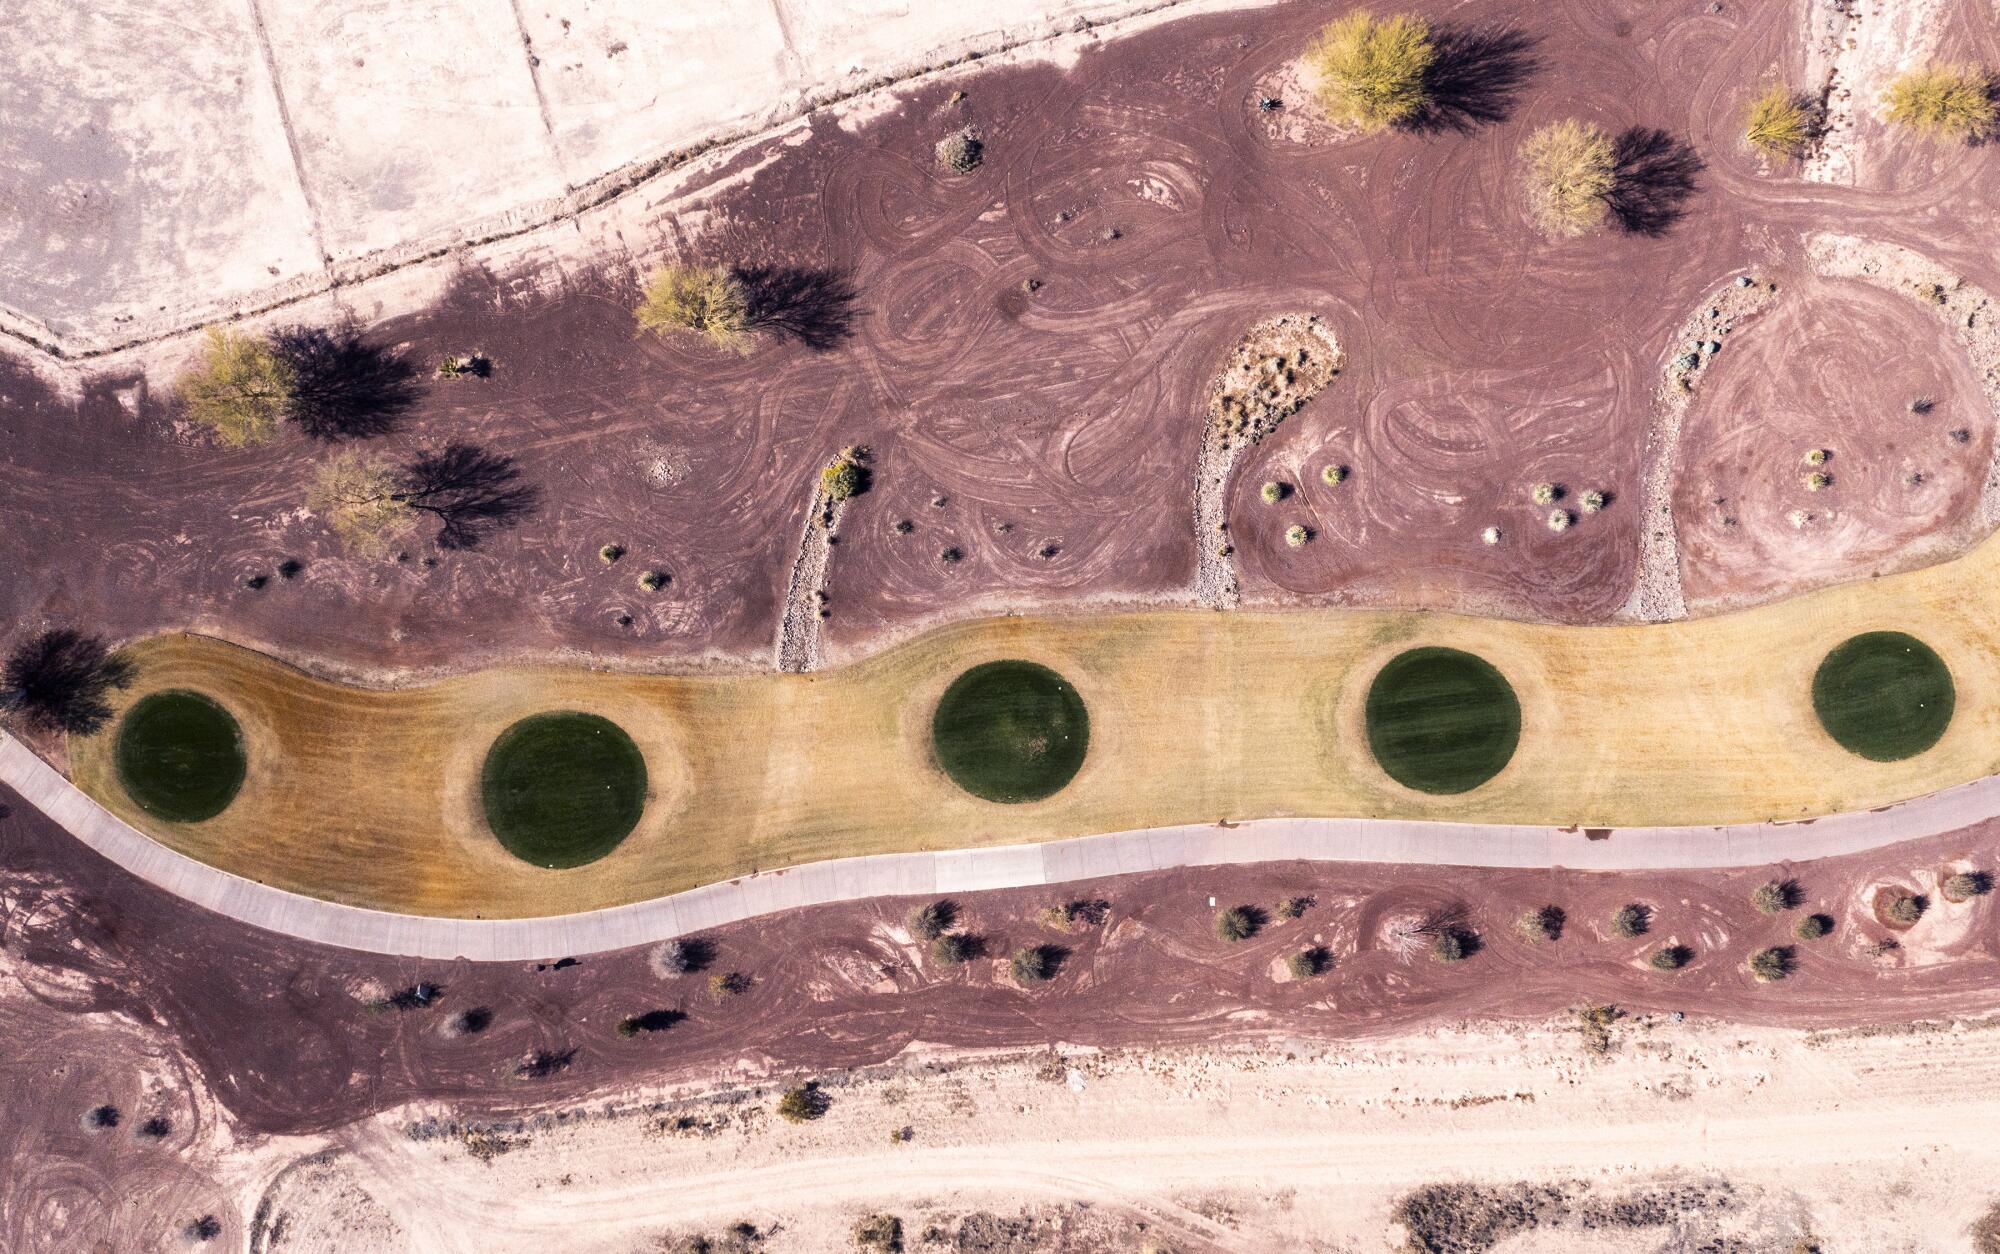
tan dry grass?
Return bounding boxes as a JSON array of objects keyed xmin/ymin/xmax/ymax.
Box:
[{"xmin": 66, "ymin": 526, "xmax": 2000, "ymax": 918}]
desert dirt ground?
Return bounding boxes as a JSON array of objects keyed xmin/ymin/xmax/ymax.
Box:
[
  {"xmin": 7, "ymin": 784, "xmax": 2000, "ymax": 1250},
  {"xmin": 65, "ymin": 514, "xmax": 2000, "ymax": 917},
  {"xmin": 6, "ymin": 0, "xmax": 2000, "ymax": 689}
]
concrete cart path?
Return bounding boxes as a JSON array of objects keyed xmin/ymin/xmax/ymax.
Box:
[{"xmin": 5, "ymin": 730, "xmax": 1993, "ymax": 961}]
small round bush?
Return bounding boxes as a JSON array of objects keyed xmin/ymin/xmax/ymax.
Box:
[
  {"xmin": 1648, "ymin": 945, "xmax": 1690, "ymax": 971},
  {"xmin": 1481, "ymin": 526, "xmax": 1502, "ymax": 546},
  {"xmin": 1322, "ymin": 464, "xmax": 1348, "ymax": 486},
  {"xmin": 1288, "ymin": 947, "xmax": 1331, "ymax": 979},
  {"xmin": 1275, "ymin": 895, "xmax": 1313, "ymax": 920},
  {"xmin": 1748, "ymin": 946, "xmax": 1793, "ymax": 982},
  {"xmin": 1011, "ymin": 944, "xmax": 1060, "ymax": 984},
  {"xmin": 937, "ymin": 128, "xmax": 984, "ymax": 172},
  {"xmin": 1285, "ymin": 524, "xmax": 1311, "ymax": 548},
  {"xmin": 1579, "ymin": 489, "xmax": 1606, "ymax": 514},
  {"xmin": 1260, "ymin": 480, "xmax": 1286, "ymax": 505},
  {"xmin": 1804, "ymin": 447, "xmax": 1829, "ymax": 466},
  {"xmin": 908, "ymin": 899, "xmax": 955, "ymax": 941},
  {"xmin": 1609, "ymin": 904, "xmax": 1649, "ymax": 939},
  {"xmin": 1795, "ymin": 913, "xmax": 1832, "ymax": 941},
  {"xmin": 1431, "ymin": 930, "xmax": 1469, "ymax": 963},
  {"xmin": 776, "ymin": 1082, "xmax": 830, "ymax": 1123},
  {"xmin": 930, "ymin": 933, "xmax": 976, "ymax": 966},
  {"xmin": 1531, "ymin": 482, "xmax": 1559, "ymax": 505},
  {"xmin": 1518, "ymin": 904, "xmax": 1564, "ymax": 943},
  {"xmin": 1215, "ymin": 905, "xmax": 1261, "ymax": 942},
  {"xmin": 1942, "ymin": 871, "xmax": 1991, "ymax": 902},
  {"xmin": 638, "ymin": 569, "xmax": 668, "ymax": 592},
  {"xmin": 599, "ymin": 543, "xmax": 625, "ymax": 564},
  {"xmin": 1751, "ymin": 879, "xmax": 1797, "ymax": 915},
  {"xmin": 1885, "ymin": 892, "xmax": 1927, "ymax": 925},
  {"xmin": 1804, "ymin": 471, "xmax": 1831, "ymax": 492},
  {"xmin": 1546, "ymin": 509, "xmax": 1572, "ymax": 532},
  {"xmin": 708, "ymin": 971, "xmax": 751, "ymax": 999}
]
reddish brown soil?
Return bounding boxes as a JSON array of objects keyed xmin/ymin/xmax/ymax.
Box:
[
  {"xmin": 6, "ymin": 781, "xmax": 2000, "ymax": 1155},
  {"xmin": 7, "ymin": 1, "xmax": 2000, "ymax": 678},
  {"xmin": 1674, "ymin": 275, "xmax": 1993, "ymax": 613}
]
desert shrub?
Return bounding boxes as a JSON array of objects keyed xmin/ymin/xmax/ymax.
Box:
[
  {"xmin": 776, "ymin": 1082, "xmax": 830, "ymax": 1123},
  {"xmin": 185, "ymin": 1215, "xmax": 222, "ymax": 1242},
  {"xmin": 909, "ymin": 899, "xmax": 957, "ymax": 941},
  {"xmin": 709, "ymin": 971, "xmax": 752, "ymax": 999},
  {"xmin": 2, "ymin": 628, "xmax": 135, "ymax": 735},
  {"xmin": 1795, "ymin": 913, "xmax": 1832, "ymax": 941},
  {"xmin": 1574, "ymin": 1002, "xmax": 1624, "ymax": 1053},
  {"xmin": 86, "ymin": 1104, "xmax": 120, "ymax": 1129},
  {"xmin": 1285, "ymin": 524, "xmax": 1311, "ymax": 548},
  {"xmin": 1275, "ymin": 895, "xmax": 1314, "ymax": 919},
  {"xmin": 1546, "ymin": 509, "xmax": 1572, "ymax": 532},
  {"xmin": 1649, "ymin": 945, "xmax": 1691, "ymax": 971},
  {"xmin": 1804, "ymin": 447, "xmax": 1829, "ymax": 466},
  {"xmin": 1522, "ymin": 119, "xmax": 1615, "ymax": 237},
  {"xmin": 1748, "ymin": 946, "xmax": 1793, "ymax": 981},
  {"xmin": 821, "ymin": 447, "xmax": 872, "ymax": 501},
  {"xmin": 1804, "ymin": 471, "xmax": 1831, "ymax": 492},
  {"xmin": 450, "ymin": 1007, "xmax": 493, "ymax": 1036},
  {"xmin": 936, "ymin": 128, "xmax": 984, "ymax": 172},
  {"xmin": 177, "ymin": 326, "xmax": 295, "ymax": 446},
  {"xmin": 1610, "ymin": 904, "xmax": 1650, "ymax": 939},
  {"xmin": 1431, "ymin": 929, "xmax": 1470, "ymax": 962},
  {"xmin": 1322, "ymin": 464, "xmax": 1348, "ymax": 485},
  {"xmin": 853, "ymin": 1213, "xmax": 903, "ymax": 1252},
  {"xmin": 1885, "ymin": 892, "xmax": 1927, "ymax": 925},
  {"xmin": 138, "ymin": 1115, "xmax": 171, "ymax": 1139},
  {"xmin": 1303, "ymin": 10, "xmax": 1437, "ymax": 133},
  {"xmin": 1215, "ymin": 905, "xmax": 1264, "ymax": 942},
  {"xmin": 1039, "ymin": 898, "xmax": 1110, "ymax": 931},
  {"xmin": 616, "ymin": 1009, "xmax": 685, "ymax": 1037},
  {"xmin": 1751, "ymin": 878, "xmax": 1799, "ymax": 915},
  {"xmin": 639, "ymin": 570, "xmax": 668, "ymax": 592},
  {"xmin": 1883, "ymin": 64, "xmax": 1997, "ymax": 140},
  {"xmin": 307, "ymin": 451, "xmax": 417, "ymax": 556},
  {"xmin": 1518, "ymin": 904, "xmax": 1565, "ymax": 943},
  {"xmin": 1288, "ymin": 946, "xmax": 1332, "ymax": 979},
  {"xmin": 435, "ymin": 353, "xmax": 492, "ymax": 380},
  {"xmin": 1531, "ymin": 482, "xmax": 1559, "ymax": 505},
  {"xmin": 269, "ymin": 323, "xmax": 421, "ymax": 441},
  {"xmin": 1260, "ymin": 480, "xmax": 1286, "ymax": 504},
  {"xmin": 1943, "ymin": 871, "xmax": 1992, "ymax": 902},
  {"xmin": 654, "ymin": 937, "xmax": 713, "ymax": 976},
  {"xmin": 1579, "ymin": 489, "xmax": 1606, "ymax": 514},
  {"xmin": 1011, "ymin": 944, "xmax": 1064, "ymax": 984},
  {"xmin": 1745, "ymin": 85, "xmax": 1818, "ymax": 157},
  {"xmin": 636, "ymin": 264, "xmax": 751, "ymax": 350},
  {"xmin": 515, "ymin": 1049, "xmax": 575, "ymax": 1080},
  {"xmin": 930, "ymin": 933, "xmax": 978, "ymax": 965},
  {"xmin": 599, "ymin": 543, "xmax": 625, "ymax": 564}
]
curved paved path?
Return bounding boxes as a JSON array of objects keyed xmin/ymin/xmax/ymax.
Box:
[{"xmin": 6, "ymin": 730, "xmax": 1995, "ymax": 961}]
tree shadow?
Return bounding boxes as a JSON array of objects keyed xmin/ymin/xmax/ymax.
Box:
[
  {"xmin": 395, "ymin": 443, "xmax": 540, "ymax": 550},
  {"xmin": 1404, "ymin": 27, "xmax": 1540, "ymax": 135},
  {"xmin": 732, "ymin": 265, "xmax": 860, "ymax": 351},
  {"xmin": 1606, "ymin": 128, "xmax": 1704, "ymax": 236},
  {"xmin": 271, "ymin": 323, "xmax": 423, "ymax": 441}
]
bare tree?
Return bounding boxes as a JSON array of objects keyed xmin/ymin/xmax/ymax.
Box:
[
  {"xmin": 396, "ymin": 443, "xmax": 540, "ymax": 550},
  {"xmin": 271, "ymin": 323, "xmax": 423, "ymax": 441}
]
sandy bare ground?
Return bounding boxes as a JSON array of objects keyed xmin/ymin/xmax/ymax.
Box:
[{"xmin": 203, "ymin": 1019, "xmax": 2000, "ymax": 1252}]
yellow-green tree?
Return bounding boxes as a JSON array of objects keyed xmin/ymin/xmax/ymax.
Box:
[
  {"xmin": 1303, "ymin": 10, "xmax": 1436, "ymax": 132},
  {"xmin": 1522, "ymin": 119, "xmax": 1615, "ymax": 237},
  {"xmin": 634, "ymin": 264, "xmax": 750, "ymax": 351},
  {"xmin": 1883, "ymin": 63, "xmax": 1996, "ymax": 140},
  {"xmin": 177, "ymin": 326, "xmax": 294, "ymax": 446}
]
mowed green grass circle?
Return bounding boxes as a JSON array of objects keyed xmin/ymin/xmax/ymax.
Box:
[
  {"xmin": 1364, "ymin": 647, "xmax": 1521, "ymax": 794},
  {"xmin": 932, "ymin": 660, "xmax": 1089, "ymax": 803},
  {"xmin": 1812, "ymin": 631, "xmax": 1954, "ymax": 761},
  {"xmin": 480, "ymin": 713, "xmax": 648, "ymax": 868},
  {"xmin": 114, "ymin": 690, "xmax": 247, "ymax": 822}
]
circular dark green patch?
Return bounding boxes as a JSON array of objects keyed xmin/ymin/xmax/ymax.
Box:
[
  {"xmin": 1812, "ymin": 631, "xmax": 1954, "ymax": 762},
  {"xmin": 479, "ymin": 712, "xmax": 648, "ymax": 868},
  {"xmin": 932, "ymin": 660, "xmax": 1089, "ymax": 803},
  {"xmin": 1364, "ymin": 647, "xmax": 1522, "ymax": 794},
  {"xmin": 114, "ymin": 690, "xmax": 247, "ymax": 823}
]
